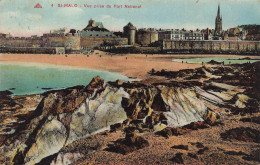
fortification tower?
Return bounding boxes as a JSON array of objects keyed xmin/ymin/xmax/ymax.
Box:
[
  {"xmin": 88, "ymin": 19, "xmax": 96, "ymax": 27},
  {"xmin": 123, "ymin": 22, "xmax": 136, "ymax": 45},
  {"xmin": 215, "ymin": 4, "xmax": 222, "ymax": 36}
]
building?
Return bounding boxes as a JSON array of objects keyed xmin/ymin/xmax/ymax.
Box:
[
  {"xmin": 136, "ymin": 28, "xmax": 158, "ymax": 46},
  {"xmin": 80, "ymin": 19, "xmax": 117, "ymax": 38},
  {"xmin": 202, "ymin": 28, "xmax": 214, "ymax": 40},
  {"xmin": 158, "ymin": 29, "xmax": 184, "ymax": 41},
  {"xmin": 184, "ymin": 30, "xmax": 204, "ymax": 40},
  {"xmin": 0, "ymin": 33, "xmax": 11, "ymax": 39},
  {"xmin": 215, "ymin": 4, "xmax": 223, "ymax": 37},
  {"xmin": 158, "ymin": 29, "xmax": 204, "ymax": 41},
  {"xmin": 0, "ymin": 19, "xmax": 128, "ymax": 53},
  {"xmin": 238, "ymin": 24, "xmax": 260, "ymax": 41},
  {"xmin": 123, "ymin": 22, "xmax": 136, "ymax": 45}
]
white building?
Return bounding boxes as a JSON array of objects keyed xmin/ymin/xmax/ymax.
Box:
[{"xmin": 158, "ymin": 29, "xmax": 204, "ymax": 41}]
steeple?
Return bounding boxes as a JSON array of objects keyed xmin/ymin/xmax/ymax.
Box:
[
  {"xmin": 215, "ymin": 4, "xmax": 222, "ymax": 37},
  {"xmin": 217, "ymin": 4, "xmax": 220, "ymax": 18}
]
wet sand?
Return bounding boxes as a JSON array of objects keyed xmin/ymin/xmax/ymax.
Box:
[{"xmin": 0, "ymin": 51, "xmax": 258, "ymax": 80}]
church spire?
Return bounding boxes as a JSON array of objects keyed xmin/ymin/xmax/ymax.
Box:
[
  {"xmin": 217, "ymin": 4, "xmax": 220, "ymax": 18},
  {"xmin": 217, "ymin": 4, "xmax": 220, "ymax": 19},
  {"xmin": 215, "ymin": 4, "xmax": 222, "ymax": 37}
]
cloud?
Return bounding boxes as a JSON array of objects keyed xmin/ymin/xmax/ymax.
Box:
[
  {"xmin": 95, "ymin": 15, "xmax": 127, "ymax": 30},
  {"xmin": 57, "ymin": 7, "xmax": 84, "ymax": 17},
  {"xmin": 27, "ymin": 14, "xmax": 42, "ymax": 20},
  {"xmin": 2, "ymin": 11, "xmax": 20, "ymax": 18}
]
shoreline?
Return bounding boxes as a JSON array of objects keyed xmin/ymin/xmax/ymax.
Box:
[
  {"xmin": 0, "ymin": 51, "xmax": 202, "ymax": 80},
  {"xmin": 1, "ymin": 51, "xmax": 259, "ymax": 80}
]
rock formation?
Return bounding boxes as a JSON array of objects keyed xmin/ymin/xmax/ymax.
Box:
[{"xmin": 0, "ymin": 62, "xmax": 259, "ymax": 164}]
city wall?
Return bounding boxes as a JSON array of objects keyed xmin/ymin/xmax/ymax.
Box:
[
  {"xmin": 0, "ymin": 47, "xmax": 57, "ymax": 54},
  {"xmin": 106, "ymin": 46, "xmax": 161, "ymax": 54},
  {"xmin": 136, "ymin": 31, "xmax": 158, "ymax": 46},
  {"xmin": 80, "ymin": 37, "xmax": 128, "ymax": 49},
  {"xmin": 0, "ymin": 38, "xmax": 44, "ymax": 47},
  {"xmin": 0, "ymin": 36, "xmax": 128, "ymax": 53},
  {"xmin": 163, "ymin": 40, "xmax": 260, "ymax": 55}
]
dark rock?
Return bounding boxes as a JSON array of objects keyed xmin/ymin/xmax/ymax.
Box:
[
  {"xmin": 171, "ymin": 145, "xmax": 189, "ymax": 150},
  {"xmin": 240, "ymin": 116, "xmax": 260, "ymax": 124},
  {"xmin": 197, "ymin": 147, "xmax": 209, "ymax": 155},
  {"xmin": 240, "ymin": 57, "xmax": 251, "ymax": 60},
  {"xmin": 151, "ymin": 93, "xmax": 166, "ymax": 112},
  {"xmin": 188, "ymin": 153, "xmax": 198, "ymax": 159},
  {"xmin": 41, "ymin": 88, "xmax": 52, "ymax": 90},
  {"xmin": 221, "ymin": 127, "xmax": 260, "ymax": 143},
  {"xmin": 84, "ymin": 76, "xmax": 104, "ymax": 92},
  {"xmin": 250, "ymin": 149, "xmax": 260, "ymax": 162},
  {"xmin": 0, "ymin": 90, "xmax": 13, "ymax": 96},
  {"xmin": 224, "ymin": 151, "xmax": 248, "ymax": 156},
  {"xmin": 156, "ymin": 127, "xmax": 172, "ymax": 138},
  {"xmin": 242, "ymin": 149, "xmax": 260, "ymax": 162},
  {"xmin": 110, "ymin": 123, "xmax": 123, "ymax": 133},
  {"xmin": 207, "ymin": 60, "xmax": 222, "ymax": 65},
  {"xmin": 124, "ymin": 127, "xmax": 138, "ymax": 145},
  {"xmin": 170, "ymin": 153, "xmax": 185, "ymax": 164},
  {"xmin": 106, "ymin": 132, "xmax": 149, "ymax": 155},
  {"xmin": 183, "ymin": 122, "xmax": 210, "ymax": 130},
  {"xmin": 191, "ymin": 142, "xmax": 204, "ymax": 148}
]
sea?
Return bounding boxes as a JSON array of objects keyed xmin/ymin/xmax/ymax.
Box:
[{"xmin": 0, "ymin": 62, "xmax": 130, "ymax": 95}]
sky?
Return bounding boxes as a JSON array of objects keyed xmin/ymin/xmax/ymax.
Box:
[{"xmin": 0, "ymin": 0, "xmax": 259, "ymax": 37}]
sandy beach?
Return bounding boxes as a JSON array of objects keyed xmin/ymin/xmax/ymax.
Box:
[{"xmin": 1, "ymin": 51, "xmax": 259, "ymax": 81}]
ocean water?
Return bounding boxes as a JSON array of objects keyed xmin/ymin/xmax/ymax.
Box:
[
  {"xmin": 0, "ymin": 63, "xmax": 130, "ymax": 95},
  {"xmin": 172, "ymin": 57, "xmax": 260, "ymax": 64}
]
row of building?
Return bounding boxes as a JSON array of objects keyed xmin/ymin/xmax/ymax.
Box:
[{"xmin": 0, "ymin": 5, "xmax": 259, "ymax": 54}]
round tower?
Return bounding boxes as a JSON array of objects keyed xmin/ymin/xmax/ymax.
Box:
[
  {"xmin": 88, "ymin": 19, "xmax": 95, "ymax": 27},
  {"xmin": 123, "ymin": 22, "xmax": 136, "ymax": 45}
]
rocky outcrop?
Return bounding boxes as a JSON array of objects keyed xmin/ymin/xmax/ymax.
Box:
[
  {"xmin": 67, "ymin": 86, "xmax": 129, "ymax": 144},
  {"xmin": 1, "ymin": 62, "xmax": 259, "ymax": 165},
  {"xmin": 0, "ymin": 77, "xmax": 130, "ymax": 164},
  {"xmin": 24, "ymin": 118, "xmax": 67, "ymax": 165},
  {"xmin": 106, "ymin": 127, "xmax": 149, "ymax": 155},
  {"xmin": 221, "ymin": 127, "xmax": 260, "ymax": 143}
]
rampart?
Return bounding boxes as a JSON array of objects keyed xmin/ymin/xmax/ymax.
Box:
[
  {"xmin": 0, "ymin": 36, "xmax": 128, "ymax": 53},
  {"xmin": 0, "ymin": 47, "xmax": 58, "ymax": 54},
  {"xmin": 162, "ymin": 40, "xmax": 260, "ymax": 55},
  {"xmin": 80, "ymin": 37, "xmax": 128, "ymax": 49}
]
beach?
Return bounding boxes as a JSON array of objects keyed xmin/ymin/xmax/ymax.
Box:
[
  {"xmin": 0, "ymin": 52, "xmax": 259, "ymax": 164},
  {"xmin": 1, "ymin": 51, "xmax": 259, "ymax": 81}
]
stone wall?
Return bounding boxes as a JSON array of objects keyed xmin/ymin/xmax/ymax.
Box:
[
  {"xmin": 0, "ymin": 38, "xmax": 44, "ymax": 48},
  {"xmin": 0, "ymin": 36, "xmax": 127, "ymax": 52},
  {"xmin": 136, "ymin": 31, "xmax": 158, "ymax": 46},
  {"xmin": 47, "ymin": 36, "xmax": 81, "ymax": 50},
  {"xmin": 80, "ymin": 37, "xmax": 128, "ymax": 49},
  {"xmin": 163, "ymin": 40, "xmax": 260, "ymax": 55},
  {"xmin": 0, "ymin": 47, "xmax": 57, "ymax": 54}
]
